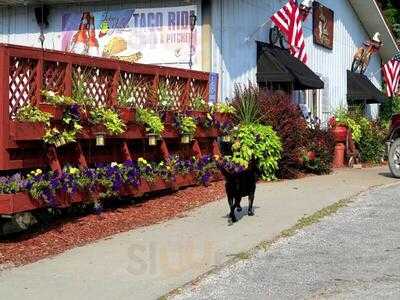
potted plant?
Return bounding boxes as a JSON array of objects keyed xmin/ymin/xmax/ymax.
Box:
[
  {"xmin": 212, "ymin": 102, "xmax": 235, "ymax": 123},
  {"xmin": 136, "ymin": 108, "xmax": 164, "ymax": 145},
  {"xmin": 158, "ymin": 82, "xmax": 177, "ymax": 124},
  {"xmin": 176, "ymin": 114, "xmax": 197, "ymax": 144},
  {"xmin": 188, "ymin": 95, "xmax": 209, "ymax": 118},
  {"xmin": 116, "ymin": 77, "xmax": 141, "ymax": 123},
  {"xmin": 89, "ymin": 107, "xmax": 126, "ymax": 138}
]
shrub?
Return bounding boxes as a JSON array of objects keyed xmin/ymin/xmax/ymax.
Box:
[
  {"xmin": 257, "ymin": 90, "xmax": 309, "ymax": 178},
  {"xmin": 358, "ymin": 120, "xmax": 385, "ymax": 164},
  {"xmin": 304, "ymin": 126, "xmax": 335, "ymax": 174},
  {"xmin": 230, "ymin": 123, "xmax": 282, "ymax": 181},
  {"xmin": 379, "ymin": 96, "xmax": 400, "ymax": 128}
]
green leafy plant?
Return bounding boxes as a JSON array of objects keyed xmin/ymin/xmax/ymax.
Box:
[
  {"xmin": 158, "ymin": 82, "xmax": 176, "ymax": 111},
  {"xmin": 334, "ymin": 108, "xmax": 362, "ymax": 143},
  {"xmin": 90, "ymin": 107, "xmax": 126, "ymax": 135},
  {"xmin": 190, "ymin": 96, "xmax": 208, "ymax": 111},
  {"xmin": 16, "ymin": 104, "xmax": 52, "ymax": 124},
  {"xmin": 117, "ymin": 76, "xmax": 148, "ymax": 108},
  {"xmin": 212, "ymin": 102, "xmax": 236, "ymax": 114},
  {"xmin": 72, "ymin": 69, "xmax": 95, "ymax": 107},
  {"xmin": 232, "ymin": 84, "xmax": 261, "ymax": 124},
  {"xmin": 379, "ymin": 96, "xmax": 400, "ymax": 128},
  {"xmin": 136, "ymin": 108, "xmax": 164, "ymax": 135},
  {"xmin": 358, "ymin": 120, "xmax": 386, "ymax": 164},
  {"xmin": 230, "ymin": 123, "xmax": 282, "ymax": 181},
  {"xmin": 42, "ymin": 90, "xmax": 76, "ymax": 106},
  {"xmin": 176, "ymin": 114, "xmax": 197, "ymax": 136}
]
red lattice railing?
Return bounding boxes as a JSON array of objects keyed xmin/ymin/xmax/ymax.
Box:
[{"xmin": 0, "ymin": 43, "xmax": 218, "ymax": 171}]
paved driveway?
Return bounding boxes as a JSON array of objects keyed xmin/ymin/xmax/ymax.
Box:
[{"xmin": 173, "ymin": 184, "xmax": 400, "ymax": 299}]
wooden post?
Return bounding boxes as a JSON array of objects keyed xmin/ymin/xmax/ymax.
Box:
[
  {"xmin": 110, "ymin": 68, "xmax": 120, "ymax": 107},
  {"xmin": 192, "ymin": 139, "xmax": 202, "ymax": 159},
  {"xmin": 75, "ymin": 142, "xmax": 88, "ymax": 168},
  {"xmin": 0, "ymin": 47, "xmax": 10, "ymax": 169},
  {"xmin": 121, "ymin": 141, "xmax": 132, "ymax": 161},
  {"xmin": 46, "ymin": 146, "xmax": 62, "ymax": 173},
  {"xmin": 64, "ymin": 63, "xmax": 72, "ymax": 97},
  {"xmin": 151, "ymin": 74, "xmax": 159, "ymax": 107},
  {"xmin": 212, "ymin": 139, "xmax": 221, "ymax": 157},
  {"xmin": 160, "ymin": 139, "xmax": 170, "ymax": 161},
  {"xmin": 34, "ymin": 58, "xmax": 43, "ymax": 105}
]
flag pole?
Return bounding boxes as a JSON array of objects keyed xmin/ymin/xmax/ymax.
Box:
[{"xmin": 245, "ymin": 19, "xmax": 272, "ymax": 43}]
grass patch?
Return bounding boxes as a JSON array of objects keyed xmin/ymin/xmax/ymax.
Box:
[{"xmin": 279, "ymin": 199, "xmax": 350, "ymax": 238}]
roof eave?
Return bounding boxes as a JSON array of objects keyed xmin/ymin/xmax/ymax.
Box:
[{"xmin": 348, "ymin": 0, "xmax": 399, "ymax": 62}]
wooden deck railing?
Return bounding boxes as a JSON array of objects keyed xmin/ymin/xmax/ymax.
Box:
[{"xmin": 0, "ymin": 43, "xmax": 218, "ymax": 171}]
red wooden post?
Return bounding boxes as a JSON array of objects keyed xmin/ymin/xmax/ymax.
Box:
[
  {"xmin": 151, "ymin": 74, "xmax": 159, "ymax": 107},
  {"xmin": 192, "ymin": 139, "xmax": 202, "ymax": 159},
  {"xmin": 46, "ymin": 146, "xmax": 62, "ymax": 173},
  {"xmin": 110, "ymin": 68, "xmax": 120, "ymax": 107},
  {"xmin": 179, "ymin": 78, "xmax": 191, "ymax": 109},
  {"xmin": 0, "ymin": 47, "xmax": 10, "ymax": 169},
  {"xmin": 160, "ymin": 139, "xmax": 170, "ymax": 161},
  {"xmin": 212, "ymin": 139, "xmax": 221, "ymax": 157},
  {"xmin": 64, "ymin": 63, "xmax": 72, "ymax": 97},
  {"xmin": 121, "ymin": 141, "xmax": 132, "ymax": 161},
  {"xmin": 75, "ymin": 143, "xmax": 88, "ymax": 168},
  {"xmin": 34, "ymin": 58, "xmax": 43, "ymax": 105}
]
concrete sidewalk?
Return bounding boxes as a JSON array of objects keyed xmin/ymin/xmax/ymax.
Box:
[{"xmin": 0, "ymin": 167, "xmax": 398, "ymax": 300}]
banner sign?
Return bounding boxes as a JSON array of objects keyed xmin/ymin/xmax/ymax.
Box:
[
  {"xmin": 312, "ymin": 2, "xmax": 334, "ymax": 50},
  {"xmin": 61, "ymin": 5, "xmax": 201, "ymax": 69},
  {"xmin": 208, "ymin": 73, "xmax": 219, "ymax": 103}
]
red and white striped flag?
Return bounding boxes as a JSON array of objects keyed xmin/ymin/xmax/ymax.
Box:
[
  {"xmin": 383, "ymin": 58, "xmax": 400, "ymax": 97},
  {"xmin": 271, "ymin": 0, "xmax": 308, "ymax": 64}
]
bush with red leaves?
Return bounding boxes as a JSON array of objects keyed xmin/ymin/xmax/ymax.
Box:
[
  {"xmin": 257, "ymin": 90, "xmax": 309, "ymax": 178},
  {"xmin": 304, "ymin": 125, "xmax": 335, "ymax": 174}
]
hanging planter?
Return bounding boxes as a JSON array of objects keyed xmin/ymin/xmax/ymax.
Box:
[
  {"xmin": 181, "ymin": 133, "xmax": 192, "ymax": 144},
  {"xmin": 118, "ymin": 107, "xmax": 136, "ymax": 124},
  {"xmin": 147, "ymin": 133, "xmax": 158, "ymax": 146}
]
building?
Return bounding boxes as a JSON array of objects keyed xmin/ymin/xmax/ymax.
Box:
[{"xmin": 0, "ymin": 0, "xmax": 397, "ymax": 121}]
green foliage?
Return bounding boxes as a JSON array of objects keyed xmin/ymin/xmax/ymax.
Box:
[
  {"xmin": 158, "ymin": 83, "xmax": 176, "ymax": 111},
  {"xmin": 358, "ymin": 121, "xmax": 386, "ymax": 164},
  {"xmin": 190, "ymin": 96, "xmax": 208, "ymax": 111},
  {"xmin": 16, "ymin": 104, "xmax": 52, "ymax": 124},
  {"xmin": 379, "ymin": 96, "xmax": 400, "ymax": 127},
  {"xmin": 72, "ymin": 70, "xmax": 95, "ymax": 106},
  {"xmin": 117, "ymin": 76, "xmax": 146, "ymax": 108},
  {"xmin": 334, "ymin": 108, "xmax": 362, "ymax": 143},
  {"xmin": 176, "ymin": 115, "xmax": 197, "ymax": 135},
  {"xmin": 90, "ymin": 107, "xmax": 126, "ymax": 135},
  {"xmin": 232, "ymin": 84, "xmax": 261, "ymax": 124},
  {"xmin": 230, "ymin": 123, "xmax": 282, "ymax": 181},
  {"xmin": 211, "ymin": 102, "xmax": 236, "ymax": 114},
  {"xmin": 136, "ymin": 108, "xmax": 164, "ymax": 135},
  {"xmin": 42, "ymin": 90, "xmax": 76, "ymax": 106}
]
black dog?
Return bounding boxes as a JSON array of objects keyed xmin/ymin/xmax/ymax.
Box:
[{"xmin": 219, "ymin": 160, "xmax": 258, "ymax": 223}]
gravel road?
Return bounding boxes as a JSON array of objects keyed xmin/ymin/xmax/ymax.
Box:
[{"xmin": 172, "ymin": 184, "xmax": 400, "ymax": 299}]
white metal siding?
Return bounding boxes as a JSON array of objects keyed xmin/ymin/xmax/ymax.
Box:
[{"xmin": 211, "ymin": 0, "xmax": 383, "ymax": 117}]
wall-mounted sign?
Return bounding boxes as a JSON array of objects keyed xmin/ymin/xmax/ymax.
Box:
[
  {"xmin": 208, "ymin": 73, "xmax": 219, "ymax": 103},
  {"xmin": 61, "ymin": 5, "xmax": 201, "ymax": 69},
  {"xmin": 312, "ymin": 2, "xmax": 334, "ymax": 50}
]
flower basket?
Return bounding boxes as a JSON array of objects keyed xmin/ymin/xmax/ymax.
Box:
[
  {"xmin": 121, "ymin": 181, "xmax": 150, "ymax": 197},
  {"xmin": 38, "ymin": 103, "xmax": 65, "ymax": 120},
  {"xmin": 331, "ymin": 126, "xmax": 347, "ymax": 143},
  {"xmin": 147, "ymin": 177, "xmax": 170, "ymax": 191},
  {"xmin": 172, "ymin": 173, "xmax": 195, "ymax": 190},
  {"xmin": 181, "ymin": 134, "xmax": 192, "ymax": 144},
  {"xmin": 118, "ymin": 107, "xmax": 136, "ymax": 124},
  {"xmin": 147, "ymin": 133, "xmax": 158, "ymax": 146}
]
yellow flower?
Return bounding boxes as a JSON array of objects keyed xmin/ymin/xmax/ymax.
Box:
[
  {"xmin": 213, "ymin": 155, "xmax": 220, "ymax": 161},
  {"xmin": 166, "ymin": 166, "xmax": 171, "ymax": 171}
]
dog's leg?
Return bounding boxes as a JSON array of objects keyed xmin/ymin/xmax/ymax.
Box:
[
  {"xmin": 248, "ymin": 193, "xmax": 255, "ymax": 216},
  {"xmin": 227, "ymin": 194, "xmax": 237, "ymax": 222},
  {"xmin": 234, "ymin": 196, "xmax": 242, "ymax": 213}
]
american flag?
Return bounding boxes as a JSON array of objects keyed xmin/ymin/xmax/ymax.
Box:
[
  {"xmin": 271, "ymin": 0, "xmax": 307, "ymax": 64},
  {"xmin": 383, "ymin": 54, "xmax": 400, "ymax": 97}
]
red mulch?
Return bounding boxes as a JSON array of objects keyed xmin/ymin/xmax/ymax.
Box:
[{"xmin": 0, "ymin": 181, "xmax": 225, "ymax": 268}]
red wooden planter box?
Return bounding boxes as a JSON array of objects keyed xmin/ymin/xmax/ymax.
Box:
[
  {"xmin": 0, "ymin": 192, "xmax": 39, "ymax": 214},
  {"xmin": 38, "ymin": 103, "xmax": 65, "ymax": 120},
  {"xmin": 118, "ymin": 107, "xmax": 136, "ymax": 124},
  {"xmin": 147, "ymin": 177, "xmax": 171, "ymax": 191},
  {"xmin": 196, "ymin": 127, "xmax": 219, "ymax": 138},
  {"xmin": 121, "ymin": 180, "xmax": 151, "ymax": 197},
  {"xmin": 172, "ymin": 173, "xmax": 195, "ymax": 190},
  {"xmin": 9, "ymin": 121, "xmax": 46, "ymax": 141},
  {"xmin": 187, "ymin": 111, "xmax": 207, "ymax": 119}
]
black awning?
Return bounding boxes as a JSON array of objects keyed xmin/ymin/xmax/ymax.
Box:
[
  {"xmin": 347, "ymin": 71, "xmax": 386, "ymax": 104},
  {"xmin": 256, "ymin": 42, "xmax": 324, "ymax": 90}
]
